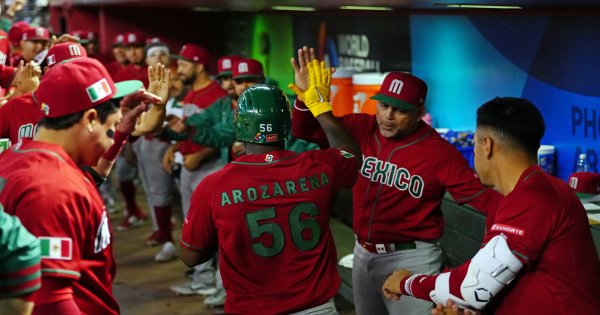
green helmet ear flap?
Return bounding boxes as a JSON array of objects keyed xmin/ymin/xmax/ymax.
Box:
[{"xmin": 235, "ymin": 84, "xmax": 291, "ymax": 144}]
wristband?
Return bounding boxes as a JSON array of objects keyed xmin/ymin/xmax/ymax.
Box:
[
  {"xmin": 401, "ymin": 274, "xmax": 425, "ymax": 296},
  {"xmin": 102, "ymin": 130, "xmax": 128, "ymax": 161}
]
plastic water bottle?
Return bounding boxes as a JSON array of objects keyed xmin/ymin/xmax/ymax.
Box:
[{"xmin": 576, "ymin": 153, "xmax": 591, "ymax": 172}]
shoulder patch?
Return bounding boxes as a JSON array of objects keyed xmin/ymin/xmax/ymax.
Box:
[
  {"xmin": 40, "ymin": 237, "xmax": 72, "ymax": 260},
  {"xmin": 338, "ymin": 149, "xmax": 355, "ymax": 159}
]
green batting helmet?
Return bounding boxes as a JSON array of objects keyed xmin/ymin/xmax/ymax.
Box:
[{"xmin": 235, "ymin": 84, "xmax": 291, "ymax": 145}]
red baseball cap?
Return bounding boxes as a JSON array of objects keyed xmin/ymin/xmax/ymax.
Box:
[
  {"xmin": 371, "ymin": 72, "xmax": 427, "ymax": 110},
  {"xmin": 70, "ymin": 30, "xmax": 96, "ymax": 43},
  {"xmin": 568, "ymin": 172, "xmax": 600, "ymax": 194},
  {"xmin": 8, "ymin": 21, "xmax": 29, "ymax": 46},
  {"xmin": 217, "ymin": 55, "xmax": 243, "ymax": 78},
  {"xmin": 175, "ymin": 44, "xmax": 210, "ymax": 65},
  {"xmin": 123, "ymin": 31, "xmax": 146, "ymax": 46},
  {"xmin": 112, "ymin": 34, "xmax": 124, "ymax": 47},
  {"xmin": 35, "ymin": 58, "xmax": 142, "ymax": 118},
  {"xmin": 232, "ymin": 58, "xmax": 264, "ymax": 80},
  {"xmin": 22, "ymin": 27, "xmax": 50, "ymax": 41},
  {"xmin": 46, "ymin": 43, "xmax": 88, "ymax": 67}
]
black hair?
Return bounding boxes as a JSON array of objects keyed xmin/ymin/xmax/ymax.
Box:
[
  {"xmin": 38, "ymin": 98, "xmax": 121, "ymax": 131},
  {"xmin": 476, "ymin": 97, "xmax": 545, "ymax": 158}
]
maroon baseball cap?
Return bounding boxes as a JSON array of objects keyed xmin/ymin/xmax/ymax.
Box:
[
  {"xmin": 8, "ymin": 21, "xmax": 29, "ymax": 46},
  {"xmin": 112, "ymin": 34, "xmax": 124, "ymax": 47},
  {"xmin": 35, "ymin": 58, "xmax": 142, "ymax": 118},
  {"xmin": 70, "ymin": 30, "xmax": 96, "ymax": 43},
  {"xmin": 46, "ymin": 43, "xmax": 88, "ymax": 67},
  {"xmin": 232, "ymin": 58, "xmax": 264, "ymax": 80},
  {"xmin": 217, "ymin": 55, "xmax": 243, "ymax": 78},
  {"xmin": 123, "ymin": 31, "xmax": 146, "ymax": 46},
  {"xmin": 175, "ymin": 44, "xmax": 210, "ymax": 65},
  {"xmin": 371, "ymin": 72, "xmax": 427, "ymax": 110},
  {"xmin": 22, "ymin": 27, "xmax": 50, "ymax": 41},
  {"xmin": 568, "ymin": 172, "xmax": 600, "ymax": 194}
]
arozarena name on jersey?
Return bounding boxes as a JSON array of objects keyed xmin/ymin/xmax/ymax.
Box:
[
  {"xmin": 360, "ymin": 156, "xmax": 424, "ymax": 198},
  {"xmin": 221, "ymin": 172, "xmax": 330, "ymax": 206}
]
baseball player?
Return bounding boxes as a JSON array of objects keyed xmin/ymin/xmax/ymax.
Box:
[
  {"xmin": 166, "ymin": 43, "xmax": 226, "ymax": 295},
  {"xmin": 290, "ymin": 47, "xmax": 501, "ymax": 315},
  {"xmin": 0, "ymin": 203, "xmax": 41, "ymax": 315},
  {"xmin": 7, "ymin": 21, "xmax": 29, "ymax": 67},
  {"xmin": 180, "ymin": 60, "xmax": 361, "ymax": 314},
  {"xmin": 0, "ymin": 58, "xmax": 168, "ymax": 314},
  {"xmin": 114, "ymin": 31, "xmax": 149, "ymax": 87},
  {"xmin": 0, "ymin": 43, "xmax": 88, "ymax": 145},
  {"xmin": 0, "ymin": 58, "xmax": 147, "ymax": 314},
  {"xmin": 19, "ymin": 27, "xmax": 49, "ymax": 64},
  {"xmin": 105, "ymin": 34, "xmax": 127, "ymax": 80},
  {"xmin": 382, "ymin": 97, "xmax": 600, "ymax": 314}
]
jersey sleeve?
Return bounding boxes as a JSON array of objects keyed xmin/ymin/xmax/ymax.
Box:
[
  {"xmin": 0, "ymin": 64, "xmax": 15, "ymax": 89},
  {"xmin": 315, "ymin": 148, "xmax": 360, "ymax": 189},
  {"xmin": 8, "ymin": 181, "xmax": 84, "ymax": 281},
  {"xmin": 436, "ymin": 141, "xmax": 501, "ymax": 216},
  {"xmin": 180, "ymin": 175, "xmax": 218, "ymax": 253},
  {"xmin": 291, "ymin": 99, "xmax": 329, "ymax": 149},
  {"xmin": 0, "ymin": 209, "xmax": 41, "ymax": 298}
]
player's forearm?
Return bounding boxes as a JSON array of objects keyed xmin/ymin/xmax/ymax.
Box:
[
  {"xmin": 292, "ymin": 100, "xmax": 329, "ymax": 148},
  {"xmin": 315, "ymin": 111, "xmax": 362, "ymax": 162}
]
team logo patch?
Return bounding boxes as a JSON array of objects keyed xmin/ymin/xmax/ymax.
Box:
[
  {"xmin": 41, "ymin": 103, "xmax": 50, "ymax": 115},
  {"xmin": 39, "ymin": 237, "xmax": 72, "ymax": 260},
  {"xmin": 265, "ymin": 154, "xmax": 274, "ymax": 162},
  {"xmin": 339, "ymin": 149, "xmax": 355, "ymax": 158},
  {"xmin": 491, "ymin": 224, "xmax": 525, "ymax": 236},
  {"xmin": 254, "ymin": 133, "xmax": 265, "ymax": 142},
  {"xmin": 47, "ymin": 54, "xmax": 56, "ymax": 65},
  {"xmin": 265, "ymin": 134, "xmax": 278, "ymax": 142}
]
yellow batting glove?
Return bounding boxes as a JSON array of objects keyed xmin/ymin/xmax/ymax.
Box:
[
  {"xmin": 287, "ymin": 83, "xmax": 305, "ymax": 102},
  {"xmin": 304, "ymin": 59, "xmax": 333, "ymax": 117}
]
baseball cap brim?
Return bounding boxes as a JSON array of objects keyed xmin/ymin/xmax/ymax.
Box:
[
  {"xmin": 113, "ymin": 80, "xmax": 143, "ymax": 99},
  {"xmin": 216, "ymin": 70, "xmax": 232, "ymax": 78},
  {"xmin": 234, "ymin": 74, "xmax": 263, "ymax": 80},
  {"xmin": 371, "ymin": 93, "xmax": 417, "ymax": 110}
]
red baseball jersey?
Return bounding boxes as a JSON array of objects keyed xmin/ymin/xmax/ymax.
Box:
[
  {"xmin": 0, "ymin": 93, "xmax": 42, "ymax": 144},
  {"xmin": 105, "ymin": 61, "xmax": 125, "ymax": 81},
  {"xmin": 178, "ymin": 81, "xmax": 226, "ymax": 155},
  {"xmin": 0, "ymin": 140, "xmax": 118, "ymax": 315},
  {"xmin": 114, "ymin": 64, "xmax": 149, "ymax": 87},
  {"xmin": 181, "ymin": 149, "xmax": 358, "ymax": 314},
  {"xmin": 404, "ymin": 166, "xmax": 600, "ymax": 314},
  {"xmin": 482, "ymin": 166, "xmax": 600, "ymax": 313},
  {"xmin": 292, "ymin": 106, "xmax": 500, "ymax": 243}
]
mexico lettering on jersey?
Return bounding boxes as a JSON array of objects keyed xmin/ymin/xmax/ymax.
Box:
[
  {"xmin": 18, "ymin": 123, "xmax": 39, "ymax": 141},
  {"xmin": 0, "ymin": 93, "xmax": 43, "ymax": 144},
  {"xmin": 360, "ymin": 155, "xmax": 424, "ymax": 198}
]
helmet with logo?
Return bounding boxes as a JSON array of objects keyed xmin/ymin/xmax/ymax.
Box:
[{"xmin": 235, "ymin": 84, "xmax": 291, "ymax": 145}]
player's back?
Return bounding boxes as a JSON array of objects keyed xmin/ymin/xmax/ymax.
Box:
[{"xmin": 209, "ymin": 149, "xmax": 356, "ymax": 314}]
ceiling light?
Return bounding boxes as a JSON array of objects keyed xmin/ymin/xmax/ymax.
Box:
[
  {"xmin": 192, "ymin": 7, "xmax": 222, "ymax": 12},
  {"xmin": 271, "ymin": 6, "xmax": 316, "ymax": 12},
  {"xmin": 442, "ymin": 4, "xmax": 522, "ymax": 9},
  {"xmin": 339, "ymin": 6, "xmax": 394, "ymax": 11}
]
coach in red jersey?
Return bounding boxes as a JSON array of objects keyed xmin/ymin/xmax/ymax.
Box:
[
  {"xmin": 383, "ymin": 97, "xmax": 600, "ymax": 314},
  {"xmin": 290, "ymin": 47, "xmax": 501, "ymax": 315},
  {"xmin": 0, "ymin": 58, "xmax": 144, "ymax": 315},
  {"xmin": 181, "ymin": 59, "xmax": 361, "ymax": 314}
]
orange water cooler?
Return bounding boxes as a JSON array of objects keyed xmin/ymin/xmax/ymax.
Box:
[
  {"xmin": 352, "ymin": 72, "xmax": 386, "ymax": 115},
  {"xmin": 330, "ymin": 68, "xmax": 356, "ymax": 117}
]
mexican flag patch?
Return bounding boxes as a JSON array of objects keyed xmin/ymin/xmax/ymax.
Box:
[
  {"xmin": 86, "ymin": 78, "xmax": 112, "ymax": 103},
  {"xmin": 339, "ymin": 149, "xmax": 355, "ymax": 158},
  {"xmin": 39, "ymin": 237, "xmax": 72, "ymax": 260}
]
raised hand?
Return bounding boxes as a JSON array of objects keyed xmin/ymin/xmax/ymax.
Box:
[
  {"xmin": 288, "ymin": 46, "xmax": 316, "ymax": 101},
  {"xmin": 300, "ymin": 59, "xmax": 334, "ymax": 117},
  {"xmin": 147, "ymin": 63, "xmax": 170, "ymax": 107},
  {"xmin": 14, "ymin": 61, "xmax": 40, "ymax": 95}
]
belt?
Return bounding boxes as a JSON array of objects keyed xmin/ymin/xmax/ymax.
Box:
[{"xmin": 358, "ymin": 240, "xmax": 417, "ymax": 254}]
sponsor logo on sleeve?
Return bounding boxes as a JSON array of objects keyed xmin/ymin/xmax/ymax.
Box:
[
  {"xmin": 491, "ymin": 224, "xmax": 525, "ymax": 236},
  {"xmin": 265, "ymin": 134, "xmax": 278, "ymax": 142}
]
